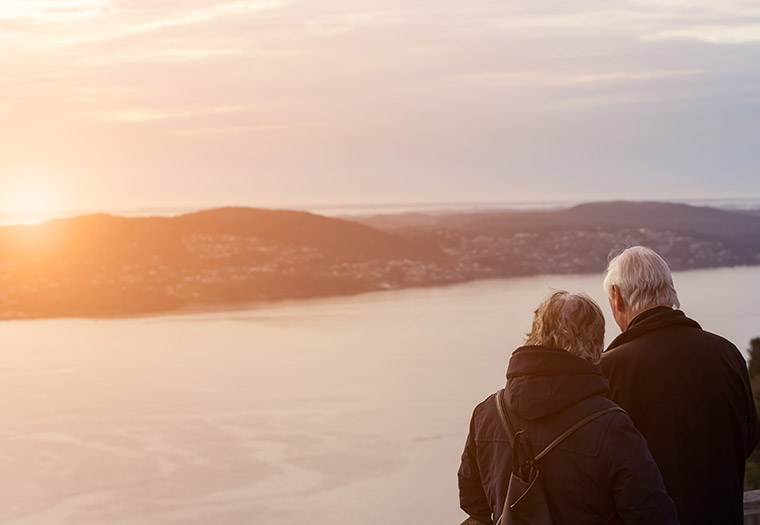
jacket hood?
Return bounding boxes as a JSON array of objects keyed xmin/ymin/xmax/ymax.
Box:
[
  {"xmin": 606, "ymin": 306, "xmax": 701, "ymax": 352},
  {"xmin": 506, "ymin": 345, "xmax": 609, "ymax": 421}
]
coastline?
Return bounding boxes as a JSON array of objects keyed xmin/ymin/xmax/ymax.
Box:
[{"xmin": 4, "ymin": 264, "xmax": 756, "ymax": 323}]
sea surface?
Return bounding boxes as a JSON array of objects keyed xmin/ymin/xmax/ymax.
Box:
[{"xmin": 1, "ymin": 266, "xmax": 759, "ymax": 524}]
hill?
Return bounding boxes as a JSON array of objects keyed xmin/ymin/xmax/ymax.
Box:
[
  {"xmin": 2, "ymin": 202, "xmax": 760, "ymax": 320},
  {"xmin": 353, "ymin": 201, "xmax": 760, "ymax": 274},
  {"xmin": 357, "ymin": 201, "xmax": 760, "ymax": 237},
  {"xmin": 0, "ymin": 208, "xmax": 441, "ymax": 319}
]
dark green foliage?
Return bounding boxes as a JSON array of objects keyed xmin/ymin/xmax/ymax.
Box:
[
  {"xmin": 749, "ymin": 338, "xmax": 760, "ymax": 378},
  {"xmin": 746, "ymin": 337, "xmax": 760, "ymax": 490},
  {"xmin": 747, "ymin": 460, "xmax": 760, "ymax": 491}
]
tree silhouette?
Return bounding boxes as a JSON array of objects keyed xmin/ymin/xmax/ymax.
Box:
[
  {"xmin": 746, "ymin": 337, "xmax": 760, "ymax": 490},
  {"xmin": 749, "ymin": 338, "xmax": 760, "ymax": 377}
]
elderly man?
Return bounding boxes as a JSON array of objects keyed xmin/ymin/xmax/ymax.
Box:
[{"xmin": 601, "ymin": 246, "xmax": 760, "ymax": 525}]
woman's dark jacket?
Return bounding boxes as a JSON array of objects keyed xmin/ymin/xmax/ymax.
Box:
[
  {"xmin": 458, "ymin": 345, "xmax": 678, "ymax": 525},
  {"xmin": 600, "ymin": 307, "xmax": 760, "ymax": 525}
]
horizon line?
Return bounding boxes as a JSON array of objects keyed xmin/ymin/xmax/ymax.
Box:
[{"xmin": 2, "ymin": 196, "xmax": 760, "ymax": 227}]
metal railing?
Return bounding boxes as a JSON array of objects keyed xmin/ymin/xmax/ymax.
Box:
[{"xmin": 746, "ymin": 490, "xmax": 760, "ymax": 524}]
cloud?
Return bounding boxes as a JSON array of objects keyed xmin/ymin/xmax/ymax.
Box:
[
  {"xmin": 97, "ymin": 105, "xmax": 249, "ymax": 122},
  {"xmin": 102, "ymin": 1, "xmax": 286, "ymax": 40},
  {"xmin": 75, "ymin": 47, "xmax": 242, "ymax": 66},
  {"xmin": 456, "ymin": 69, "xmax": 705, "ymax": 88},
  {"xmin": 0, "ymin": 0, "xmax": 116, "ymax": 23},
  {"xmin": 0, "ymin": 0, "xmax": 287, "ymax": 52},
  {"xmin": 643, "ymin": 25, "xmax": 760, "ymax": 44},
  {"xmin": 2, "ymin": 0, "xmax": 760, "ymax": 209},
  {"xmin": 176, "ymin": 122, "xmax": 327, "ymax": 135}
]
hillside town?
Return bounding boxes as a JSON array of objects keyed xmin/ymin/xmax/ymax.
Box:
[{"xmin": 1, "ymin": 219, "xmax": 756, "ymax": 320}]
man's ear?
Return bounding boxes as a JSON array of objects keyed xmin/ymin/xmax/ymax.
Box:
[{"xmin": 611, "ymin": 284, "xmax": 626, "ymax": 313}]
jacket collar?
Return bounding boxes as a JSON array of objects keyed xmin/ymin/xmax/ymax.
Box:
[
  {"xmin": 507, "ymin": 345, "xmax": 604, "ymax": 378},
  {"xmin": 606, "ymin": 306, "xmax": 701, "ymax": 352}
]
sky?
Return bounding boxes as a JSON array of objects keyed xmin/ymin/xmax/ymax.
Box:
[{"xmin": 1, "ymin": 0, "xmax": 759, "ymax": 221}]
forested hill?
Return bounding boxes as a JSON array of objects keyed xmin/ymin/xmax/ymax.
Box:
[
  {"xmin": 1, "ymin": 202, "xmax": 759, "ymax": 319},
  {"xmin": 356, "ymin": 201, "xmax": 760, "ymax": 238},
  {"xmin": 0, "ymin": 207, "xmax": 441, "ymax": 319},
  {"xmin": 353, "ymin": 201, "xmax": 760, "ymax": 273},
  {"xmin": 0, "ymin": 207, "xmax": 437, "ymax": 263}
]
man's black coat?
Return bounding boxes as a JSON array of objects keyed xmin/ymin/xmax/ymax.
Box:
[{"xmin": 601, "ymin": 306, "xmax": 760, "ymax": 525}]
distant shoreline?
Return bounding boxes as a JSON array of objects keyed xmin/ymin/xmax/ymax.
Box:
[
  {"xmin": 4, "ymin": 265, "xmax": 757, "ymax": 323},
  {"xmin": 3, "ymin": 197, "xmax": 760, "ymax": 227},
  {"xmin": 3, "ymin": 202, "xmax": 760, "ymax": 322}
]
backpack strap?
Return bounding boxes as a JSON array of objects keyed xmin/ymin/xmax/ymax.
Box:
[
  {"xmin": 494, "ymin": 388, "xmax": 516, "ymax": 443},
  {"xmin": 494, "ymin": 389, "xmax": 625, "ymax": 460},
  {"xmin": 535, "ymin": 406, "xmax": 624, "ymax": 461}
]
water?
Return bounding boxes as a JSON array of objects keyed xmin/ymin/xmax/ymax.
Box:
[{"xmin": 1, "ymin": 266, "xmax": 759, "ymax": 524}]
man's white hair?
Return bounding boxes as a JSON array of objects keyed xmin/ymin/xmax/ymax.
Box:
[{"xmin": 603, "ymin": 246, "xmax": 680, "ymax": 314}]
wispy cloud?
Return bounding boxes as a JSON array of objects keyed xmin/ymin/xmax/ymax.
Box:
[
  {"xmin": 99, "ymin": 1, "xmax": 286, "ymax": 41},
  {"xmin": 460, "ymin": 69, "xmax": 705, "ymax": 88},
  {"xmin": 2, "ymin": 0, "xmax": 760, "ymax": 209},
  {"xmin": 97, "ymin": 105, "xmax": 249, "ymax": 123},
  {"xmin": 0, "ymin": 0, "xmax": 116, "ymax": 23},
  {"xmin": 0, "ymin": 0, "xmax": 288, "ymax": 51},
  {"xmin": 177, "ymin": 122, "xmax": 327, "ymax": 135},
  {"xmin": 75, "ymin": 47, "xmax": 242, "ymax": 66},
  {"xmin": 643, "ymin": 25, "xmax": 760, "ymax": 44}
]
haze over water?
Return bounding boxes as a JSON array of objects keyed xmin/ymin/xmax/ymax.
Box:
[
  {"xmin": 1, "ymin": 266, "xmax": 757, "ymax": 524},
  {"xmin": 3, "ymin": 196, "xmax": 760, "ymax": 227}
]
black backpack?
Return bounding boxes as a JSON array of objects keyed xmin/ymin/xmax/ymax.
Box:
[{"xmin": 494, "ymin": 388, "xmax": 623, "ymax": 525}]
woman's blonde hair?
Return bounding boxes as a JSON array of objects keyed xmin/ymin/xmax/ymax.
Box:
[{"xmin": 525, "ymin": 290, "xmax": 605, "ymax": 364}]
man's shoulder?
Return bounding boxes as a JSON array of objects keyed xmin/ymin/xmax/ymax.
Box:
[
  {"xmin": 600, "ymin": 344, "xmax": 625, "ymax": 366},
  {"xmin": 602, "ymin": 323, "xmax": 747, "ymax": 374},
  {"xmin": 601, "ymin": 333, "xmax": 652, "ymax": 362},
  {"xmin": 696, "ymin": 327, "xmax": 740, "ymax": 350},
  {"xmin": 599, "ymin": 342, "xmax": 640, "ymax": 377},
  {"xmin": 601, "ymin": 321, "xmax": 694, "ymax": 370},
  {"xmin": 696, "ymin": 329, "xmax": 749, "ymax": 368},
  {"xmin": 665, "ymin": 323, "xmax": 743, "ymax": 361}
]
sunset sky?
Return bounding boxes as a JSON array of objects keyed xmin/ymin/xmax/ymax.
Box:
[{"xmin": 1, "ymin": 0, "xmax": 759, "ymax": 221}]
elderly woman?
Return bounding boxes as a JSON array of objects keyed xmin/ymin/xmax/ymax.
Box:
[{"xmin": 458, "ymin": 291, "xmax": 678, "ymax": 525}]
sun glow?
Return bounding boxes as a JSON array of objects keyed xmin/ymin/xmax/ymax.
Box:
[{"xmin": 0, "ymin": 175, "xmax": 67, "ymax": 225}]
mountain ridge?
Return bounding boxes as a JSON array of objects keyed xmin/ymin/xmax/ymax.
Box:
[{"xmin": 1, "ymin": 201, "xmax": 759, "ymax": 320}]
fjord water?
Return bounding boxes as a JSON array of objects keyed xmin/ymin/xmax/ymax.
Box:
[{"xmin": 1, "ymin": 266, "xmax": 759, "ymax": 524}]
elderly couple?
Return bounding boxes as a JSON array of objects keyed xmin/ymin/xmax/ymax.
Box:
[{"xmin": 458, "ymin": 246, "xmax": 760, "ymax": 525}]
